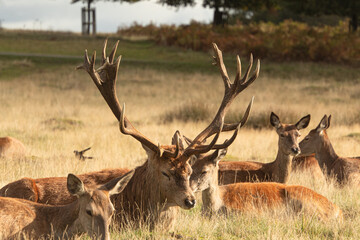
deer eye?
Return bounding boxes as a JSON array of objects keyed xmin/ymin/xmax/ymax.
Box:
[
  {"xmin": 304, "ymin": 136, "xmax": 309, "ymax": 141},
  {"xmin": 201, "ymin": 171, "xmax": 207, "ymax": 175},
  {"xmin": 86, "ymin": 209, "xmax": 92, "ymax": 217},
  {"xmin": 162, "ymin": 172, "xmax": 170, "ymax": 180}
]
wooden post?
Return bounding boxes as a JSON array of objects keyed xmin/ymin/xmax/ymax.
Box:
[{"xmin": 81, "ymin": 7, "xmax": 96, "ymax": 35}]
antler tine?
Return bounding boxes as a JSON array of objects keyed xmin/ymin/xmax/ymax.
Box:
[
  {"xmin": 222, "ymin": 96, "xmax": 254, "ymax": 132},
  {"xmin": 119, "ymin": 103, "xmax": 161, "ymax": 154},
  {"xmin": 211, "ymin": 122, "xmax": 241, "ymax": 150},
  {"xmin": 109, "ymin": 40, "xmax": 119, "ymax": 64},
  {"xmin": 78, "ymin": 40, "xmax": 162, "ymax": 156},
  {"xmin": 212, "ymin": 43, "xmax": 231, "ymax": 90},
  {"xmin": 183, "ymin": 97, "xmax": 251, "ymax": 152},
  {"xmin": 183, "ymin": 118, "xmax": 224, "ymax": 157},
  {"xmin": 184, "ymin": 44, "xmax": 259, "ymax": 153},
  {"xmin": 101, "ymin": 39, "xmax": 119, "ymax": 65},
  {"xmin": 101, "ymin": 39, "xmax": 108, "ymax": 65}
]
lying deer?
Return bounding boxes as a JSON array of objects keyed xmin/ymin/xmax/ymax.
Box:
[
  {"xmin": 76, "ymin": 40, "xmax": 259, "ymax": 230},
  {"xmin": 291, "ymin": 154, "xmax": 325, "ymax": 182},
  {"xmin": 0, "ymin": 170, "xmax": 134, "ymax": 239},
  {"xmin": 218, "ymin": 112, "xmax": 311, "ymax": 184},
  {"xmin": 0, "ymin": 168, "xmax": 130, "ymax": 205},
  {"xmin": 299, "ymin": 115, "xmax": 360, "ymax": 185},
  {"xmin": 0, "ymin": 136, "xmax": 26, "ymax": 159},
  {"xmin": 191, "ymin": 149, "xmax": 342, "ymax": 222}
]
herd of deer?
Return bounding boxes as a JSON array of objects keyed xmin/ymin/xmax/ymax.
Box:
[{"xmin": 0, "ymin": 40, "xmax": 359, "ymax": 239}]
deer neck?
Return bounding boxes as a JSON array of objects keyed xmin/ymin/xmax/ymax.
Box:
[
  {"xmin": 201, "ymin": 170, "xmax": 224, "ymax": 214},
  {"xmin": 40, "ymin": 200, "xmax": 81, "ymax": 237},
  {"xmin": 315, "ymin": 133, "xmax": 338, "ymax": 174},
  {"xmin": 270, "ymin": 149, "xmax": 292, "ymax": 183}
]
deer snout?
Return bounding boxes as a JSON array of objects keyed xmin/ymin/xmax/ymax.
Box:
[
  {"xmin": 291, "ymin": 147, "xmax": 301, "ymax": 155},
  {"xmin": 184, "ymin": 198, "xmax": 196, "ymax": 209}
]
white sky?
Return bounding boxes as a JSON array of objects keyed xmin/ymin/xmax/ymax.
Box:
[{"xmin": 0, "ymin": 0, "xmax": 213, "ymax": 33}]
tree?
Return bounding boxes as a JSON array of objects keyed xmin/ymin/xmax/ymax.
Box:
[
  {"xmin": 282, "ymin": 0, "xmax": 360, "ymax": 32},
  {"xmin": 159, "ymin": 0, "xmax": 277, "ymax": 26}
]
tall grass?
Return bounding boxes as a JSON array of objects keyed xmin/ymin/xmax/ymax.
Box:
[{"xmin": 0, "ymin": 48, "xmax": 360, "ymax": 239}]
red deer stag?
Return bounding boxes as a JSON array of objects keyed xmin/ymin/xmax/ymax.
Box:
[
  {"xmin": 191, "ymin": 149, "xmax": 342, "ymax": 222},
  {"xmin": 218, "ymin": 112, "xmax": 311, "ymax": 184},
  {"xmin": 0, "ymin": 136, "xmax": 25, "ymax": 159},
  {"xmin": 0, "ymin": 168, "xmax": 130, "ymax": 205},
  {"xmin": 299, "ymin": 115, "xmax": 360, "ymax": 185},
  {"xmin": 77, "ymin": 40, "xmax": 259, "ymax": 230},
  {"xmin": 0, "ymin": 170, "xmax": 134, "ymax": 239}
]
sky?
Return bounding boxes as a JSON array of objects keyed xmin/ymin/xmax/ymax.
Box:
[{"xmin": 0, "ymin": 0, "xmax": 213, "ymax": 33}]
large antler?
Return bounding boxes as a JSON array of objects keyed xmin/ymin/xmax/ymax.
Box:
[
  {"xmin": 182, "ymin": 43, "xmax": 260, "ymax": 157},
  {"xmin": 77, "ymin": 39, "xmax": 167, "ymax": 156}
]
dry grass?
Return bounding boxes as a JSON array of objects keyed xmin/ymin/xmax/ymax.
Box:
[{"xmin": 0, "ymin": 60, "xmax": 360, "ymax": 239}]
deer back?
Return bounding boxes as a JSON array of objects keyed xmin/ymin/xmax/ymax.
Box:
[{"xmin": 0, "ymin": 137, "xmax": 26, "ymax": 159}]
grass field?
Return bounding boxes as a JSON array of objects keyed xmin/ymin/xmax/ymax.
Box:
[{"xmin": 0, "ymin": 30, "xmax": 360, "ymax": 239}]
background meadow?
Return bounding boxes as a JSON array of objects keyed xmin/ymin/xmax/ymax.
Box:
[{"xmin": 0, "ymin": 32, "xmax": 360, "ymax": 239}]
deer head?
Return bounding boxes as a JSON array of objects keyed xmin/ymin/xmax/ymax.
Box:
[
  {"xmin": 67, "ymin": 170, "xmax": 134, "ymax": 240},
  {"xmin": 270, "ymin": 112, "xmax": 311, "ymax": 156},
  {"xmin": 77, "ymin": 40, "xmax": 259, "ymax": 210},
  {"xmin": 299, "ymin": 114, "xmax": 331, "ymax": 157},
  {"xmin": 190, "ymin": 149, "xmax": 228, "ymax": 192}
]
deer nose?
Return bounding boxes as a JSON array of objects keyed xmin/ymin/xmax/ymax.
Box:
[
  {"xmin": 184, "ymin": 198, "xmax": 196, "ymax": 208},
  {"xmin": 291, "ymin": 147, "xmax": 300, "ymax": 155}
]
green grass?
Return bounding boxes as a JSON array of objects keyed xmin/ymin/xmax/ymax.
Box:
[{"xmin": 1, "ymin": 30, "xmax": 360, "ymax": 83}]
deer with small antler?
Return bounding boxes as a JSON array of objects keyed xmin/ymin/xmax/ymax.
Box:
[
  {"xmin": 299, "ymin": 115, "xmax": 360, "ymax": 185},
  {"xmin": 190, "ymin": 149, "xmax": 342, "ymax": 222}
]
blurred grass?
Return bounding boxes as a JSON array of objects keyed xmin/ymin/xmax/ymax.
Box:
[
  {"xmin": 0, "ymin": 30, "xmax": 360, "ymax": 239},
  {"xmin": 0, "ymin": 30, "xmax": 360, "ymax": 83}
]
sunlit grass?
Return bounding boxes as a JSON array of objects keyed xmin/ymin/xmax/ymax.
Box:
[{"xmin": 0, "ymin": 35, "xmax": 360, "ymax": 238}]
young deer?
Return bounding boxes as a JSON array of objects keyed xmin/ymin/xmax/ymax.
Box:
[
  {"xmin": 191, "ymin": 150, "xmax": 342, "ymax": 222},
  {"xmin": 0, "ymin": 136, "xmax": 26, "ymax": 159},
  {"xmin": 0, "ymin": 170, "xmax": 134, "ymax": 239},
  {"xmin": 299, "ymin": 115, "xmax": 360, "ymax": 185},
  {"xmin": 77, "ymin": 40, "xmax": 259, "ymax": 230},
  {"xmin": 0, "ymin": 168, "xmax": 130, "ymax": 205},
  {"xmin": 218, "ymin": 112, "xmax": 311, "ymax": 184}
]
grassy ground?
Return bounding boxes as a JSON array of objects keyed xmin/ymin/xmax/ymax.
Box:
[{"xmin": 0, "ymin": 30, "xmax": 360, "ymax": 239}]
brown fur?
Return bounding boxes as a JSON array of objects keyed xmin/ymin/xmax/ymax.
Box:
[
  {"xmin": 0, "ymin": 171, "xmax": 134, "ymax": 239},
  {"xmin": 300, "ymin": 115, "xmax": 360, "ymax": 185},
  {"xmin": 0, "ymin": 168, "xmax": 130, "ymax": 205},
  {"xmin": 0, "ymin": 137, "xmax": 25, "ymax": 159},
  {"xmin": 291, "ymin": 154, "xmax": 325, "ymax": 181},
  {"xmin": 191, "ymin": 150, "xmax": 342, "ymax": 222},
  {"xmin": 218, "ymin": 113, "xmax": 311, "ymax": 185},
  {"xmin": 111, "ymin": 145, "xmax": 195, "ymax": 231}
]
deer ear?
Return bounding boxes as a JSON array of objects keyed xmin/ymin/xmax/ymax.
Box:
[
  {"xmin": 189, "ymin": 155, "xmax": 198, "ymax": 166},
  {"xmin": 172, "ymin": 131, "xmax": 185, "ymax": 150},
  {"xmin": 142, "ymin": 143, "xmax": 158, "ymax": 160},
  {"xmin": 327, "ymin": 115, "xmax": 332, "ymax": 129},
  {"xmin": 316, "ymin": 115, "xmax": 328, "ymax": 133},
  {"xmin": 210, "ymin": 149, "xmax": 227, "ymax": 166},
  {"xmin": 295, "ymin": 114, "xmax": 311, "ymax": 130},
  {"xmin": 101, "ymin": 170, "xmax": 135, "ymax": 196},
  {"xmin": 67, "ymin": 174, "xmax": 85, "ymax": 197},
  {"xmin": 270, "ymin": 112, "xmax": 281, "ymax": 129}
]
